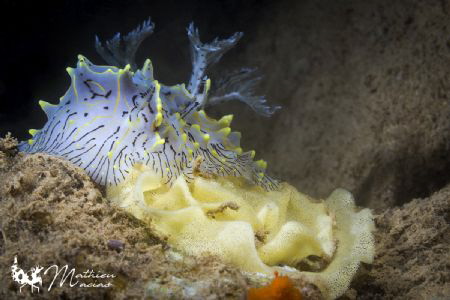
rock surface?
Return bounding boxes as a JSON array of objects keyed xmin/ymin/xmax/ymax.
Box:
[{"xmin": 220, "ymin": 0, "xmax": 450, "ymax": 213}]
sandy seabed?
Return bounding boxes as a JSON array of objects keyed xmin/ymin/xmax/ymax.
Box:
[{"xmin": 0, "ymin": 133, "xmax": 448, "ymax": 299}]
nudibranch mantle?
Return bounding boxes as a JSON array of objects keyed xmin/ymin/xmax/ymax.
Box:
[{"xmin": 19, "ymin": 19, "xmax": 280, "ymax": 189}]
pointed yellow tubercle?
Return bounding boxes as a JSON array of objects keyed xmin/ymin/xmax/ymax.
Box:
[
  {"xmin": 198, "ymin": 110, "xmax": 213, "ymax": 121},
  {"xmin": 150, "ymin": 132, "xmax": 166, "ymax": 151},
  {"xmin": 39, "ymin": 100, "xmax": 54, "ymax": 109},
  {"xmin": 205, "ymin": 78, "xmax": 211, "ymax": 94},
  {"xmin": 256, "ymin": 159, "xmax": 267, "ymax": 170},
  {"xmin": 77, "ymin": 55, "xmax": 87, "ymax": 68},
  {"xmin": 154, "ymin": 81, "xmax": 163, "ymax": 109},
  {"xmin": 203, "ymin": 134, "xmax": 210, "ymax": 142},
  {"xmin": 193, "ymin": 142, "xmax": 200, "ymax": 150},
  {"xmin": 181, "ymin": 133, "xmax": 187, "ymax": 143},
  {"xmin": 219, "ymin": 114, "xmax": 233, "ymax": 126},
  {"xmin": 28, "ymin": 139, "xmax": 36, "ymax": 145},
  {"xmin": 28, "ymin": 129, "xmax": 39, "ymax": 136},
  {"xmin": 191, "ymin": 124, "xmax": 201, "ymax": 131},
  {"xmin": 117, "ymin": 64, "xmax": 131, "ymax": 75},
  {"xmin": 217, "ymin": 127, "xmax": 231, "ymax": 136},
  {"xmin": 154, "ymin": 112, "xmax": 163, "ymax": 128},
  {"xmin": 180, "ymin": 83, "xmax": 192, "ymax": 97},
  {"xmin": 66, "ymin": 67, "xmax": 74, "ymax": 75},
  {"xmin": 144, "ymin": 59, "xmax": 152, "ymax": 69},
  {"xmin": 211, "ymin": 149, "xmax": 219, "ymax": 158},
  {"xmin": 154, "ymin": 81, "xmax": 161, "ymax": 96},
  {"xmin": 235, "ymin": 147, "xmax": 243, "ymax": 155},
  {"xmin": 250, "ymin": 150, "xmax": 256, "ymax": 159},
  {"xmin": 107, "ymin": 151, "xmax": 113, "ymax": 159}
]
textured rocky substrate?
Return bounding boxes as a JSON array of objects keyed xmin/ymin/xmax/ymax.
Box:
[{"xmin": 0, "ymin": 134, "xmax": 448, "ymax": 299}]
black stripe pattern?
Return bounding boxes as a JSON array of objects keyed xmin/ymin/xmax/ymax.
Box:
[{"xmin": 18, "ymin": 38, "xmax": 279, "ymax": 191}]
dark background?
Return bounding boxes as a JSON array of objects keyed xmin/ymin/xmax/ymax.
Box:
[{"xmin": 0, "ymin": 0, "xmax": 269, "ymax": 140}]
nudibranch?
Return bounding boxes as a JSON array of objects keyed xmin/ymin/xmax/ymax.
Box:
[
  {"xmin": 19, "ymin": 18, "xmax": 281, "ymax": 189},
  {"xmin": 18, "ymin": 19, "xmax": 376, "ymax": 300}
]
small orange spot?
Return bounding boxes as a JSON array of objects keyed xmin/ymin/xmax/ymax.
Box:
[{"xmin": 247, "ymin": 272, "xmax": 302, "ymax": 300}]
